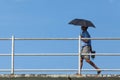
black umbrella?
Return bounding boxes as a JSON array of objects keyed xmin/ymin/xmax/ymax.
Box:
[{"xmin": 69, "ymin": 18, "xmax": 95, "ymax": 28}]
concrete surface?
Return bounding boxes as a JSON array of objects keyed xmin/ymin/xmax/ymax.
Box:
[{"xmin": 0, "ymin": 74, "xmax": 120, "ymax": 80}]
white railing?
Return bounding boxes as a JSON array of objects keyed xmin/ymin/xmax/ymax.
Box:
[{"xmin": 0, "ymin": 35, "xmax": 120, "ymax": 74}]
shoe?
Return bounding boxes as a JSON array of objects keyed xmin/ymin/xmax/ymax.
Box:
[{"xmin": 97, "ymin": 70, "xmax": 101, "ymax": 75}]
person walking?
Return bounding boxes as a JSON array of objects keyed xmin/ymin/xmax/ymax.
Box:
[{"xmin": 80, "ymin": 26, "xmax": 101, "ymax": 75}]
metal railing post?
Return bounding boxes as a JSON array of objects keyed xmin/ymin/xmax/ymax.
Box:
[
  {"xmin": 11, "ymin": 35, "xmax": 15, "ymax": 74},
  {"xmin": 78, "ymin": 35, "xmax": 81, "ymax": 74}
]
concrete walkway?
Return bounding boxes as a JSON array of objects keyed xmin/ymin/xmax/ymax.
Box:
[{"xmin": 0, "ymin": 74, "xmax": 120, "ymax": 80}]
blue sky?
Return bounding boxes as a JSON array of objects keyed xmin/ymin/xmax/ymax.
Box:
[{"xmin": 0, "ymin": 0, "xmax": 120, "ymax": 74}]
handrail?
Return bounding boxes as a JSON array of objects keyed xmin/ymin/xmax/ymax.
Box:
[
  {"xmin": 14, "ymin": 38, "xmax": 78, "ymax": 40},
  {"xmin": 1, "ymin": 53, "xmax": 120, "ymax": 56},
  {"xmin": 1, "ymin": 69, "xmax": 120, "ymax": 72},
  {"xmin": 1, "ymin": 37, "xmax": 120, "ymax": 40},
  {"xmin": 0, "ymin": 36, "xmax": 120, "ymax": 74}
]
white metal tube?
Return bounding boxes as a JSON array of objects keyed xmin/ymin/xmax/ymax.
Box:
[
  {"xmin": 14, "ymin": 37, "xmax": 120, "ymax": 40},
  {"xmin": 81, "ymin": 53, "xmax": 120, "ymax": 56},
  {"xmin": 0, "ymin": 38, "xmax": 11, "ymax": 40},
  {"xmin": 0, "ymin": 69, "xmax": 11, "ymax": 72},
  {"xmin": 14, "ymin": 69, "xmax": 120, "ymax": 72},
  {"xmin": 1, "ymin": 53, "xmax": 120, "ymax": 56},
  {"xmin": 82, "ymin": 38, "xmax": 120, "ymax": 40},
  {"xmin": 78, "ymin": 35, "xmax": 81, "ymax": 74},
  {"xmin": 82, "ymin": 69, "xmax": 120, "ymax": 72},
  {"xmin": 13, "ymin": 69, "xmax": 78, "ymax": 72},
  {"xmin": 14, "ymin": 53, "xmax": 78, "ymax": 56},
  {"xmin": 11, "ymin": 35, "xmax": 15, "ymax": 74},
  {"xmin": 1, "ymin": 68, "xmax": 120, "ymax": 72},
  {"xmin": 1, "ymin": 37, "xmax": 120, "ymax": 40},
  {"xmin": 14, "ymin": 38, "xmax": 78, "ymax": 40}
]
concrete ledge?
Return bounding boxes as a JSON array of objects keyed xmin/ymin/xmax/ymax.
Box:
[
  {"xmin": 0, "ymin": 74, "xmax": 120, "ymax": 80},
  {"xmin": 0, "ymin": 74, "xmax": 120, "ymax": 78}
]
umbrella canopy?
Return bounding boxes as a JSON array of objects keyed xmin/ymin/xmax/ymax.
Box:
[{"xmin": 69, "ymin": 19, "xmax": 95, "ymax": 28}]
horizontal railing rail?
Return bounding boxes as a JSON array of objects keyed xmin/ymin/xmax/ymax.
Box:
[
  {"xmin": 1, "ymin": 37, "xmax": 120, "ymax": 40},
  {"xmin": 0, "ymin": 53, "xmax": 77, "ymax": 56},
  {"xmin": 0, "ymin": 53, "xmax": 120, "ymax": 56},
  {"xmin": 1, "ymin": 69, "xmax": 120, "ymax": 72}
]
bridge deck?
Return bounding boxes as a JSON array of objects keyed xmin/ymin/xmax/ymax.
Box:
[{"xmin": 0, "ymin": 74, "xmax": 120, "ymax": 80}]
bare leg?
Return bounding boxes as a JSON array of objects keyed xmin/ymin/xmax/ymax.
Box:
[
  {"xmin": 86, "ymin": 59, "xmax": 99, "ymax": 69},
  {"xmin": 86, "ymin": 59, "xmax": 101, "ymax": 74},
  {"xmin": 80, "ymin": 58, "xmax": 83, "ymax": 69}
]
